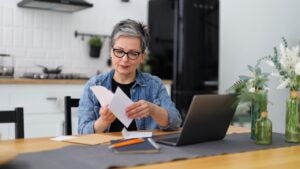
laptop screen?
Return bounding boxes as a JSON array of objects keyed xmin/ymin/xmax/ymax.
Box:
[{"xmin": 155, "ymin": 94, "xmax": 237, "ymax": 146}]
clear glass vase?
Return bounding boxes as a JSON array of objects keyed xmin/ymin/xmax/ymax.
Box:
[
  {"xmin": 255, "ymin": 111, "xmax": 272, "ymax": 145},
  {"xmin": 285, "ymin": 90, "xmax": 300, "ymax": 142},
  {"xmin": 250, "ymin": 102, "xmax": 260, "ymax": 140}
]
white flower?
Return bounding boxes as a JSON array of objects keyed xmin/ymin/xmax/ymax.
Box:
[
  {"xmin": 265, "ymin": 60, "xmax": 275, "ymax": 67},
  {"xmin": 248, "ymin": 87, "xmax": 255, "ymax": 93},
  {"xmin": 280, "ymin": 45, "xmax": 300, "ymax": 75},
  {"xmin": 266, "ymin": 39, "xmax": 300, "ymax": 90},
  {"xmin": 295, "ymin": 62, "xmax": 300, "ymax": 75}
]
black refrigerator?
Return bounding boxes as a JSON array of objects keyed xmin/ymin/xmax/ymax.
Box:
[{"xmin": 148, "ymin": 0, "xmax": 219, "ymax": 120}]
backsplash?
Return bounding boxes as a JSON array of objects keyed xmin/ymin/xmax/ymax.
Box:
[{"xmin": 0, "ymin": 0, "xmax": 149, "ymax": 77}]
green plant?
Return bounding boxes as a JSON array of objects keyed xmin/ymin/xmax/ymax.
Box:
[
  {"xmin": 89, "ymin": 36, "xmax": 102, "ymax": 47},
  {"xmin": 228, "ymin": 59, "xmax": 270, "ymax": 111}
]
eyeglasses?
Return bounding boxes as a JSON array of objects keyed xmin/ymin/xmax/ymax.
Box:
[{"xmin": 112, "ymin": 48, "xmax": 141, "ymax": 60}]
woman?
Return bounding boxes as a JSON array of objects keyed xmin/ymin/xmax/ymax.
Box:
[{"xmin": 78, "ymin": 19, "xmax": 182, "ymax": 134}]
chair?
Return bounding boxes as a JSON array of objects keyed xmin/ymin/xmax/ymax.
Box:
[
  {"xmin": 64, "ymin": 96, "xmax": 79, "ymax": 135},
  {"xmin": 0, "ymin": 107, "xmax": 24, "ymax": 139}
]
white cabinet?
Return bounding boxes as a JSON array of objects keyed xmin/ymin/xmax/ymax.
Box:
[{"xmin": 0, "ymin": 84, "xmax": 84, "ymax": 140}]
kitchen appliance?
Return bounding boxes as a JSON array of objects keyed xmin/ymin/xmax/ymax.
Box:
[
  {"xmin": 36, "ymin": 64, "xmax": 63, "ymax": 74},
  {"xmin": 22, "ymin": 64, "xmax": 89, "ymax": 80},
  {"xmin": 22, "ymin": 72, "xmax": 89, "ymax": 80},
  {"xmin": 148, "ymin": 0, "xmax": 219, "ymax": 120},
  {"xmin": 17, "ymin": 0, "xmax": 93, "ymax": 13},
  {"xmin": 0, "ymin": 54, "xmax": 14, "ymax": 78}
]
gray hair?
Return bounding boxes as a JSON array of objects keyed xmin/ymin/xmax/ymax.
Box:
[{"xmin": 110, "ymin": 19, "xmax": 150, "ymax": 52}]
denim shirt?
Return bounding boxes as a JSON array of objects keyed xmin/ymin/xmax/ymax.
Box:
[{"xmin": 78, "ymin": 70, "xmax": 182, "ymax": 134}]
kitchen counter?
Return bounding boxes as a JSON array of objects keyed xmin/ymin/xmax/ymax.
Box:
[
  {"xmin": 0, "ymin": 78, "xmax": 173, "ymax": 85},
  {"xmin": 0, "ymin": 78, "xmax": 88, "ymax": 84}
]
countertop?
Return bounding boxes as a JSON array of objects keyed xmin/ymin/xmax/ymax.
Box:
[
  {"xmin": 0, "ymin": 78, "xmax": 173, "ymax": 85},
  {"xmin": 0, "ymin": 78, "xmax": 88, "ymax": 85}
]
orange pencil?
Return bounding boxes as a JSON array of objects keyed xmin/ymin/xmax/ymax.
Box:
[{"xmin": 109, "ymin": 138, "xmax": 144, "ymax": 149}]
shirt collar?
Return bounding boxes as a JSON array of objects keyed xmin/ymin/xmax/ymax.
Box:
[
  {"xmin": 103, "ymin": 69, "xmax": 147, "ymax": 88},
  {"xmin": 135, "ymin": 70, "xmax": 147, "ymax": 87}
]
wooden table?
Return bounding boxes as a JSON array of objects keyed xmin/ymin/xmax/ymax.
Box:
[{"xmin": 1, "ymin": 126, "xmax": 299, "ymax": 169}]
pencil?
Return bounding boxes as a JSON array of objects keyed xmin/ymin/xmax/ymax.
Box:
[{"xmin": 108, "ymin": 138, "xmax": 144, "ymax": 149}]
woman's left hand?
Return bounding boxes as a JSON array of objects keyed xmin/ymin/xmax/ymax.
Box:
[{"xmin": 126, "ymin": 100, "xmax": 154, "ymax": 119}]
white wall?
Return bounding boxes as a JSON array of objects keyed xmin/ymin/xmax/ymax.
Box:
[
  {"xmin": 219, "ymin": 0, "xmax": 300, "ymax": 133},
  {"xmin": 0, "ymin": 0, "xmax": 149, "ymax": 77}
]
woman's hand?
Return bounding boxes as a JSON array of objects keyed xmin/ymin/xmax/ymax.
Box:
[
  {"xmin": 99, "ymin": 105, "xmax": 116, "ymax": 125},
  {"xmin": 94, "ymin": 105, "xmax": 116, "ymax": 133},
  {"xmin": 126, "ymin": 100, "xmax": 154, "ymax": 119},
  {"xmin": 126, "ymin": 100, "xmax": 169, "ymax": 127}
]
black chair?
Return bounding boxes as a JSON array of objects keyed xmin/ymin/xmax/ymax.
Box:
[
  {"xmin": 0, "ymin": 107, "xmax": 24, "ymax": 139},
  {"xmin": 64, "ymin": 96, "xmax": 79, "ymax": 135}
]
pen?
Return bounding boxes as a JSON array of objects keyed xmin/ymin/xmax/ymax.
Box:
[{"xmin": 108, "ymin": 138, "xmax": 144, "ymax": 149}]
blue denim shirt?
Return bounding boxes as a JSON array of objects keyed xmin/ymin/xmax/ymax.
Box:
[{"xmin": 78, "ymin": 70, "xmax": 182, "ymax": 134}]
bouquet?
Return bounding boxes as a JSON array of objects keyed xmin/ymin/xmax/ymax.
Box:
[
  {"xmin": 228, "ymin": 60, "xmax": 270, "ymax": 112},
  {"xmin": 228, "ymin": 60, "xmax": 270, "ymax": 139},
  {"xmin": 264, "ymin": 38, "xmax": 300, "ymax": 90}
]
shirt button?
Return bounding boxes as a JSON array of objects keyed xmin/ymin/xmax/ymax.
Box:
[{"xmin": 132, "ymin": 89, "xmax": 135, "ymax": 93}]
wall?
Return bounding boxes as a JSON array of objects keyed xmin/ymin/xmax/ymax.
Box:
[
  {"xmin": 219, "ymin": 0, "xmax": 300, "ymax": 132},
  {"xmin": 0, "ymin": 0, "xmax": 149, "ymax": 77}
]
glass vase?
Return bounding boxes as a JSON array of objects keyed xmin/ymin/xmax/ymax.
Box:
[
  {"xmin": 255, "ymin": 111, "xmax": 272, "ymax": 145},
  {"xmin": 250, "ymin": 102, "xmax": 260, "ymax": 140},
  {"xmin": 285, "ymin": 90, "xmax": 300, "ymax": 142}
]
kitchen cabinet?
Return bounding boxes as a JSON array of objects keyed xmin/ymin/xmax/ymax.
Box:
[{"xmin": 0, "ymin": 83, "xmax": 84, "ymax": 140}]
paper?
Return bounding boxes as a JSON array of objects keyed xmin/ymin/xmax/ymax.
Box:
[
  {"xmin": 51, "ymin": 135, "xmax": 77, "ymax": 141},
  {"xmin": 63, "ymin": 134, "xmax": 122, "ymax": 145},
  {"xmin": 90, "ymin": 86, "xmax": 114, "ymax": 106},
  {"xmin": 122, "ymin": 128, "xmax": 152, "ymax": 139},
  {"xmin": 109, "ymin": 87, "xmax": 133, "ymax": 128},
  {"xmin": 90, "ymin": 86, "xmax": 133, "ymax": 127}
]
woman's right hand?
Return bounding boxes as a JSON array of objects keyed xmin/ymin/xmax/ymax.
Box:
[
  {"xmin": 94, "ymin": 105, "xmax": 116, "ymax": 133},
  {"xmin": 99, "ymin": 105, "xmax": 116, "ymax": 125}
]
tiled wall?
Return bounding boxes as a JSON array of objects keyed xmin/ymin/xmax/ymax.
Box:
[{"xmin": 0, "ymin": 0, "xmax": 149, "ymax": 77}]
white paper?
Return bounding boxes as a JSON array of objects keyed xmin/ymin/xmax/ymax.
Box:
[
  {"xmin": 121, "ymin": 128, "xmax": 152, "ymax": 139},
  {"xmin": 91, "ymin": 86, "xmax": 134, "ymax": 128},
  {"xmin": 109, "ymin": 87, "xmax": 133, "ymax": 128},
  {"xmin": 90, "ymin": 86, "xmax": 114, "ymax": 106},
  {"xmin": 51, "ymin": 135, "xmax": 77, "ymax": 141}
]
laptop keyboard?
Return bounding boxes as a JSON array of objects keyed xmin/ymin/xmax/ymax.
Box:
[
  {"xmin": 154, "ymin": 133, "xmax": 180, "ymax": 143},
  {"xmin": 163, "ymin": 136, "xmax": 179, "ymax": 143}
]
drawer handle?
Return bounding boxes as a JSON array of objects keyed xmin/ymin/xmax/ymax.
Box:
[{"xmin": 46, "ymin": 97, "xmax": 58, "ymax": 101}]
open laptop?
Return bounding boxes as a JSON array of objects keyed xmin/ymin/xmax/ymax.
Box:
[{"xmin": 153, "ymin": 94, "xmax": 237, "ymax": 146}]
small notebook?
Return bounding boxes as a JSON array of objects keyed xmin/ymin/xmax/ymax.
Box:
[{"xmin": 110, "ymin": 138, "xmax": 160, "ymax": 154}]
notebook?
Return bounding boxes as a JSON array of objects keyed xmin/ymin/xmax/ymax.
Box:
[
  {"xmin": 110, "ymin": 138, "xmax": 160, "ymax": 154},
  {"xmin": 153, "ymin": 94, "xmax": 237, "ymax": 146}
]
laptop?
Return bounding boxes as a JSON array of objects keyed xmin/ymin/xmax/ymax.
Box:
[{"xmin": 153, "ymin": 94, "xmax": 237, "ymax": 146}]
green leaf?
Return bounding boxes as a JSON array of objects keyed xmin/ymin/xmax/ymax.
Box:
[
  {"xmin": 282, "ymin": 37, "xmax": 288, "ymax": 48},
  {"xmin": 256, "ymin": 67, "xmax": 262, "ymax": 75},
  {"xmin": 239, "ymin": 75, "xmax": 251, "ymax": 81},
  {"xmin": 227, "ymin": 80, "xmax": 247, "ymax": 94},
  {"xmin": 248, "ymin": 65, "xmax": 253, "ymax": 72}
]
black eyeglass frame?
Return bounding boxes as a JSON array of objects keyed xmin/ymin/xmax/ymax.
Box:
[{"xmin": 112, "ymin": 48, "xmax": 142, "ymax": 60}]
